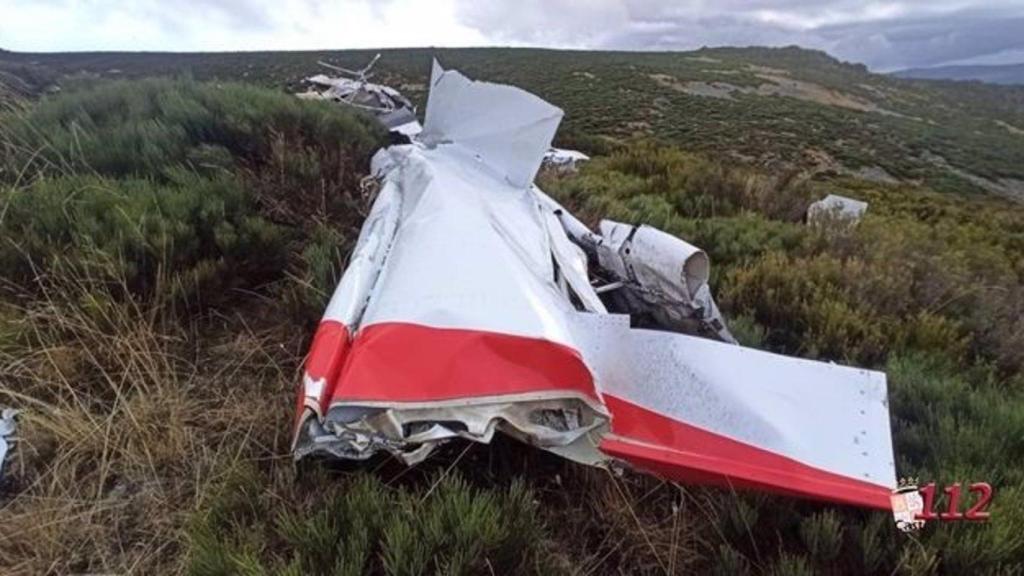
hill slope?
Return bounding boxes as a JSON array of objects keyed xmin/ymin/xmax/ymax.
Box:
[
  {"xmin": 3, "ymin": 46, "xmax": 1024, "ymax": 200},
  {"xmin": 894, "ymin": 62, "xmax": 1024, "ymax": 85},
  {"xmin": 2, "ymin": 49, "xmax": 1024, "ymax": 575}
]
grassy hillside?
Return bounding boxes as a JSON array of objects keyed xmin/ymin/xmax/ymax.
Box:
[
  {"xmin": 0, "ymin": 49, "xmax": 1023, "ymax": 574},
  {"xmin": 4, "ymin": 46, "xmax": 1024, "ymax": 200}
]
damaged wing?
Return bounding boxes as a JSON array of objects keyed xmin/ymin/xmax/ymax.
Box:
[{"xmin": 292, "ymin": 59, "xmax": 897, "ymax": 510}]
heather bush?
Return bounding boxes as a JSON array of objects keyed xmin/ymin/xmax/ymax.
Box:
[
  {"xmin": 188, "ymin": 470, "xmax": 548, "ymax": 576},
  {"xmin": 0, "ymin": 172, "xmax": 286, "ymax": 299},
  {"xmin": 0, "ymin": 79, "xmax": 385, "ymax": 305}
]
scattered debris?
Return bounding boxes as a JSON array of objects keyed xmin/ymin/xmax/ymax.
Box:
[
  {"xmin": 292, "ymin": 59, "xmax": 897, "ymax": 510},
  {"xmin": 542, "ymin": 147, "xmax": 590, "ymax": 172},
  {"xmin": 808, "ymin": 193, "xmax": 869, "ymax": 223},
  {"xmin": 297, "ymin": 54, "xmax": 421, "ymax": 136}
]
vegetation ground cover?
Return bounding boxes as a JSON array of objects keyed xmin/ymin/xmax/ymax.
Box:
[{"xmin": 0, "ymin": 51, "xmax": 1023, "ymax": 574}]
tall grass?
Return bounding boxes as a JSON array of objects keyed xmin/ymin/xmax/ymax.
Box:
[{"xmin": 0, "ymin": 261, "xmax": 297, "ymax": 573}]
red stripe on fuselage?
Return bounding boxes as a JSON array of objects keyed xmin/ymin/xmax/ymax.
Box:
[
  {"xmin": 302, "ymin": 320, "xmax": 351, "ymax": 413},
  {"xmin": 600, "ymin": 395, "xmax": 892, "ymax": 509},
  {"xmin": 330, "ymin": 322, "xmax": 597, "ymax": 403}
]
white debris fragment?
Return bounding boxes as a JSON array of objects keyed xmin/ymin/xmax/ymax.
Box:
[
  {"xmin": 808, "ymin": 194, "xmax": 868, "ymax": 223},
  {"xmin": 419, "ymin": 59, "xmax": 563, "ymax": 188},
  {"xmin": 298, "ymin": 55, "xmax": 422, "ymax": 135},
  {"xmin": 543, "ymin": 147, "xmax": 590, "ymax": 171},
  {"xmin": 0, "ymin": 408, "xmax": 17, "ymax": 478}
]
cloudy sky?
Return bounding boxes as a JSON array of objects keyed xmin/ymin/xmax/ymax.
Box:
[{"xmin": 2, "ymin": 0, "xmax": 1023, "ymax": 71}]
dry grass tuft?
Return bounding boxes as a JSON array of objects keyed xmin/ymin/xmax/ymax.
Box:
[{"xmin": 0, "ymin": 261, "xmax": 299, "ymax": 575}]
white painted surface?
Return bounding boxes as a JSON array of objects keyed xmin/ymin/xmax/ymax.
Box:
[
  {"xmin": 419, "ymin": 60, "xmax": 563, "ymax": 188},
  {"xmin": 355, "ymin": 144, "xmax": 580, "ymax": 347},
  {"xmin": 307, "ymin": 62, "xmax": 896, "ymax": 494},
  {"xmin": 570, "ymin": 313, "xmax": 896, "ymax": 488},
  {"xmin": 808, "ymin": 194, "xmax": 869, "ymax": 222}
]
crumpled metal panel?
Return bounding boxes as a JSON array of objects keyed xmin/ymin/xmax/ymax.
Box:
[
  {"xmin": 293, "ymin": 141, "xmax": 610, "ymax": 465},
  {"xmin": 543, "ymin": 147, "xmax": 590, "ymax": 171}
]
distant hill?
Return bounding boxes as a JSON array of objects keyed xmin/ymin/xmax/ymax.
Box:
[
  {"xmin": 3, "ymin": 45, "xmax": 1024, "ymax": 200},
  {"xmin": 893, "ymin": 62, "xmax": 1024, "ymax": 85}
]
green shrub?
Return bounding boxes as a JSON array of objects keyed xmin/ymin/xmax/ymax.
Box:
[
  {"xmin": 544, "ymin": 141, "xmax": 816, "ymax": 224},
  {"xmin": 857, "ymin": 514, "xmax": 896, "ymax": 573},
  {"xmin": 1, "ymin": 78, "xmax": 384, "ymax": 183},
  {"xmin": 767, "ymin": 552, "xmax": 814, "ymax": 576},
  {"xmin": 799, "ymin": 510, "xmax": 844, "ymax": 563},
  {"xmin": 188, "ymin": 470, "xmax": 548, "ymax": 576},
  {"xmin": 0, "ymin": 78, "xmax": 385, "ymax": 306},
  {"xmin": 711, "ymin": 543, "xmax": 751, "ymax": 576},
  {"xmin": 0, "ymin": 172, "xmax": 286, "ymax": 299}
]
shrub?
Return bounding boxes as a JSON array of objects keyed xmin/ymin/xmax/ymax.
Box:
[
  {"xmin": 886, "ymin": 355, "xmax": 1024, "ymax": 572},
  {"xmin": 543, "ymin": 141, "xmax": 817, "ymax": 224},
  {"xmin": 711, "ymin": 544, "xmax": 751, "ymax": 576},
  {"xmin": 188, "ymin": 471, "xmax": 548, "ymax": 576},
  {"xmin": 767, "ymin": 552, "xmax": 814, "ymax": 576},
  {"xmin": 799, "ymin": 510, "xmax": 844, "ymax": 563},
  {"xmin": 0, "ymin": 78, "xmax": 385, "ymax": 306},
  {"xmin": 0, "ymin": 172, "xmax": 286, "ymax": 300},
  {"xmin": 0, "ymin": 78, "xmax": 384, "ymax": 185}
]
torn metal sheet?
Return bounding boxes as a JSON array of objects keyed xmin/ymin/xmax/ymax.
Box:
[
  {"xmin": 808, "ymin": 193, "xmax": 868, "ymax": 223},
  {"xmin": 420, "ymin": 60, "xmax": 563, "ymax": 189},
  {"xmin": 293, "ymin": 61, "xmax": 897, "ymax": 510}
]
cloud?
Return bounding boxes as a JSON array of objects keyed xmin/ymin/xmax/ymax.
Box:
[
  {"xmin": 821, "ymin": 7, "xmax": 1024, "ymax": 69},
  {"xmin": 453, "ymin": 0, "xmax": 1024, "ymax": 70},
  {"xmin": 0, "ymin": 0, "xmax": 1021, "ymax": 70},
  {"xmin": 0, "ymin": 0, "xmax": 488, "ymax": 52}
]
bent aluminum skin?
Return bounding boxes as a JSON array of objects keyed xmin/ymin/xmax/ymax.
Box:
[{"xmin": 292, "ymin": 60, "xmax": 896, "ymax": 510}]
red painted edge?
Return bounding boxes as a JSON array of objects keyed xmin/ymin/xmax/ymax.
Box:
[
  {"xmin": 294, "ymin": 320, "xmax": 351, "ymax": 432},
  {"xmin": 331, "ymin": 322, "xmax": 597, "ymax": 403},
  {"xmin": 600, "ymin": 395, "xmax": 893, "ymax": 510},
  {"xmin": 305, "ymin": 320, "xmax": 351, "ymax": 395}
]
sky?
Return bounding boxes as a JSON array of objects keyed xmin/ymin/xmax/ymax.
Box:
[{"xmin": 2, "ymin": 0, "xmax": 1023, "ymax": 71}]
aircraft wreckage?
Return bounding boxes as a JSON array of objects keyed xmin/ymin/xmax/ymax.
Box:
[{"xmin": 292, "ymin": 59, "xmax": 896, "ymax": 510}]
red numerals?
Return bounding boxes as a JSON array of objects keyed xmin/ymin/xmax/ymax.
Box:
[
  {"xmin": 915, "ymin": 482, "xmax": 993, "ymax": 522},
  {"xmin": 917, "ymin": 482, "xmax": 938, "ymax": 520},
  {"xmin": 965, "ymin": 482, "xmax": 993, "ymax": 521},
  {"xmin": 940, "ymin": 483, "xmax": 963, "ymax": 520}
]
